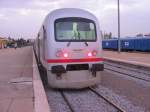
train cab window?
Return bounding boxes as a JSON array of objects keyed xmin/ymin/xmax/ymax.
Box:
[{"xmin": 55, "ymin": 17, "xmax": 97, "ymax": 42}]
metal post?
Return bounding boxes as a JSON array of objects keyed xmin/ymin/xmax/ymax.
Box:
[{"xmin": 118, "ymin": 0, "xmax": 121, "ymax": 52}]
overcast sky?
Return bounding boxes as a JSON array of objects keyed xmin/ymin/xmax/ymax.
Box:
[{"xmin": 0, "ymin": 0, "xmax": 150, "ymax": 39}]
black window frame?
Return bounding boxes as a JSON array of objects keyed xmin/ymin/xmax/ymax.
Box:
[{"xmin": 54, "ymin": 17, "xmax": 97, "ymax": 42}]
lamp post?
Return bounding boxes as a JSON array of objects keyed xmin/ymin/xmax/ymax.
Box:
[{"xmin": 117, "ymin": 0, "xmax": 121, "ymax": 52}]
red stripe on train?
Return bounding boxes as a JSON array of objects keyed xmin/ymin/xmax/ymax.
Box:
[{"xmin": 47, "ymin": 58, "xmax": 104, "ymax": 63}]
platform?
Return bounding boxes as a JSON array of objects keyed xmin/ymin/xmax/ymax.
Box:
[
  {"xmin": 0, "ymin": 47, "xmax": 50, "ymax": 112},
  {"xmin": 0, "ymin": 47, "xmax": 33, "ymax": 112},
  {"xmin": 103, "ymin": 50, "xmax": 150, "ymax": 68}
]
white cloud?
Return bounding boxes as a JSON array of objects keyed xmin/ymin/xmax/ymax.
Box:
[
  {"xmin": 104, "ymin": 4, "xmax": 117, "ymax": 11},
  {"xmin": 0, "ymin": 0, "xmax": 150, "ymax": 38},
  {"xmin": 18, "ymin": 9, "xmax": 31, "ymax": 16},
  {"xmin": 0, "ymin": 13, "xmax": 4, "ymax": 17},
  {"xmin": 0, "ymin": 13, "xmax": 8, "ymax": 20},
  {"xmin": 33, "ymin": 0, "xmax": 59, "ymax": 7}
]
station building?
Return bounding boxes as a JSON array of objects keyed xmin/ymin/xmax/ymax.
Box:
[{"xmin": 0, "ymin": 37, "xmax": 8, "ymax": 49}]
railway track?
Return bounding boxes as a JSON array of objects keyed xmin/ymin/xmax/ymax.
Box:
[
  {"xmin": 60, "ymin": 91, "xmax": 75, "ymax": 112},
  {"xmin": 47, "ymin": 88, "xmax": 125, "ymax": 112},
  {"xmin": 61, "ymin": 88, "xmax": 126, "ymax": 112},
  {"xmin": 89, "ymin": 87, "xmax": 125, "ymax": 112},
  {"xmin": 105, "ymin": 61, "xmax": 150, "ymax": 75},
  {"xmin": 104, "ymin": 61, "xmax": 150, "ymax": 82}
]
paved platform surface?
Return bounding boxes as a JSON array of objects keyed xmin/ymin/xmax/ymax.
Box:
[
  {"xmin": 103, "ymin": 50, "xmax": 150, "ymax": 66},
  {"xmin": 0, "ymin": 47, "xmax": 33, "ymax": 112}
]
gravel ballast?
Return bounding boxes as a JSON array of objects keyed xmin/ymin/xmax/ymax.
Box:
[
  {"xmin": 101, "ymin": 69, "xmax": 150, "ymax": 111},
  {"xmin": 63, "ymin": 89, "xmax": 118, "ymax": 112},
  {"xmin": 46, "ymin": 88, "xmax": 71, "ymax": 112},
  {"xmin": 95, "ymin": 85, "xmax": 145, "ymax": 112}
]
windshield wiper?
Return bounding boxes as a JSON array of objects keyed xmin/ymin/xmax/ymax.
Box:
[
  {"xmin": 67, "ymin": 36, "xmax": 75, "ymax": 47},
  {"xmin": 67, "ymin": 40, "xmax": 71, "ymax": 47},
  {"xmin": 84, "ymin": 42, "xmax": 88, "ymax": 46},
  {"xmin": 78, "ymin": 31, "xmax": 88, "ymax": 46}
]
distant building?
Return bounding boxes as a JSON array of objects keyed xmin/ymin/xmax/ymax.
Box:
[
  {"xmin": 144, "ymin": 33, "xmax": 150, "ymax": 37},
  {"xmin": 136, "ymin": 33, "xmax": 143, "ymax": 37},
  {"xmin": 0, "ymin": 37, "xmax": 8, "ymax": 49},
  {"xmin": 136, "ymin": 33, "xmax": 150, "ymax": 37}
]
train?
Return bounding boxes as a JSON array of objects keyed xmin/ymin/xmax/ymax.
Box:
[
  {"xmin": 34, "ymin": 8, "xmax": 104, "ymax": 89},
  {"xmin": 102, "ymin": 37, "xmax": 150, "ymax": 51}
]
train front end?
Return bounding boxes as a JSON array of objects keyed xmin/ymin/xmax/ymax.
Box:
[{"xmin": 46, "ymin": 9, "xmax": 104, "ymax": 88}]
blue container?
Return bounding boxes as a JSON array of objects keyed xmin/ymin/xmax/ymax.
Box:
[
  {"xmin": 141, "ymin": 38, "xmax": 148, "ymax": 51},
  {"xmin": 121, "ymin": 38, "xmax": 135, "ymax": 50},
  {"xmin": 141, "ymin": 38, "xmax": 150, "ymax": 51},
  {"xmin": 134, "ymin": 38, "xmax": 140, "ymax": 51},
  {"xmin": 102, "ymin": 39, "xmax": 118, "ymax": 50},
  {"xmin": 102, "ymin": 40, "xmax": 109, "ymax": 49},
  {"xmin": 147, "ymin": 38, "xmax": 150, "ymax": 51},
  {"xmin": 112, "ymin": 39, "xmax": 118, "ymax": 49},
  {"xmin": 134, "ymin": 37, "xmax": 150, "ymax": 51},
  {"xmin": 103, "ymin": 37, "xmax": 150, "ymax": 51}
]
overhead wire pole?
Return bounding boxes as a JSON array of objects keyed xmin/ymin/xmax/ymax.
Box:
[{"xmin": 117, "ymin": 0, "xmax": 121, "ymax": 52}]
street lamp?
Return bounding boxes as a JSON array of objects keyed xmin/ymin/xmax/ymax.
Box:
[{"xmin": 117, "ymin": 0, "xmax": 121, "ymax": 52}]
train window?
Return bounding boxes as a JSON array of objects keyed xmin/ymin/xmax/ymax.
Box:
[
  {"xmin": 56, "ymin": 22, "xmax": 73, "ymax": 31},
  {"xmin": 55, "ymin": 17, "xmax": 97, "ymax": 42}
]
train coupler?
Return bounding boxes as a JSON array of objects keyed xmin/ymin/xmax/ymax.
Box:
[
  {"xmin": 92, "ymin": 71, "xmax": 96, "ymax": 77},
  {"xmin": 56, "ymin": 73, "xmax": 62, "ymax": 80},
  {"xmin": 51, "ymin": 65, "xmax": 66, "ymax": 79}
]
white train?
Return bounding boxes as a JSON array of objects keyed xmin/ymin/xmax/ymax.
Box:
[{"xmin": 34, "ymin": 8, "xmax": 104, "ymax": 89}]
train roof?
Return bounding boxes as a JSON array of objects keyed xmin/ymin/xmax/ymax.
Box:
[{"xmin": 44, "ymin": 8, "xmax": 98, "ymax": 23}]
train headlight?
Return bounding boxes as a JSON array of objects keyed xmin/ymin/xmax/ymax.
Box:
[
  {"xmin": 88, "ymin": 50, "xmax": 97, "ymax": 57},
  {"xmin": 88, "ymin": 52, "xmax": 92, "ymax": 57},
  {"xmin": 63, "ymin": 53, "xmax": 68, "ymax": 58},
  {"xmin": 56, "ymin": 50, "xmax": 69, "ymax": 58}
]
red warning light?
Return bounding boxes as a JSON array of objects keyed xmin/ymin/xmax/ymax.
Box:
[
  {"xmin": 88, "ymin": 52, "xmax": 92, "ymax": 57},
  {"xmin": 63, "ymin": 53, "xmax": 68, "ymax": 58}
]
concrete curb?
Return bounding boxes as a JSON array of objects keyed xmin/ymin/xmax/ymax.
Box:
[
  {"xmin": 33, "ymin": 51, "xmax": 50, "ymax": 112},
  {"xmin": 104, "ymin": 57, "xmax": 150, "ymax": 68}
]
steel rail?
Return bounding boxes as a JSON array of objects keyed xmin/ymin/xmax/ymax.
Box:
[
  {"xmin": 60, "ymin": 91, "xmax": 75, "ymax": 112},
  {"xmin": 104, "ymin": 62, "xmax": 150, "ymax": 75},
  {"xmin": 104, "ymin": 66, "xmax": 150, "ymax": 82},
  {"xmin": 89, "ymin": 87, "xmax": 126, "ymax": 112}
]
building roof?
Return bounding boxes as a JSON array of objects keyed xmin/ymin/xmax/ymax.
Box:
[{"xmin": 0, "ymin": 37, "xmax": 8, "ymax": 41}]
